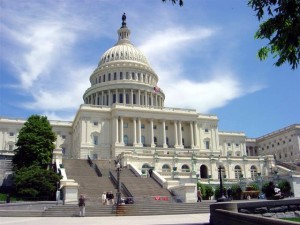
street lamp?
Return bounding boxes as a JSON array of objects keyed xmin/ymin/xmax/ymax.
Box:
[
  {"xmin": 116, "ymin": 162, "xmax": 121, "ymax": 205},
  {"xmin": 217, "ymin": 161, "xmax": 227, "ymax": 202}
]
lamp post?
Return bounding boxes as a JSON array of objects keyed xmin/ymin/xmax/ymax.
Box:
[
  {"xmin": 116, "ymin": 162, "xmax": 121, "ymax": 205},
  {"xmin": 217, "ymin": 162, "xmax": 227, "ymax": 202}
]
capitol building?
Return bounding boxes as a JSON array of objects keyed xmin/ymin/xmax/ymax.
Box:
[{"xmin": 1, "ymin": 15, "xmax": 299, "ymax": 199}]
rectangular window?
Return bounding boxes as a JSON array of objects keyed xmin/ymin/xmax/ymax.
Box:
[
  {"xmin": 93, "ymin": 121, "xmax": 98, "ymax": 126},
  {"xmin": 181, "ymin": 127, "xmax": 184, "ymax": 131},
  {"xmin": 165, "ymin": 126, "xmax": 168, "ymax": 130},
  {"xmin": 93, "ymin": 136, "xmax": 98, "ymax": 145},
  {"xmin": 205, "ymin": 141, "xmax": 210, "ymax": 149},
  {"xmin": 235, "ymin": 143, "xmax": 239, "ymax": 147},
  {"xmin": 108, "ymin": 73, "xmax": 111, "ymax": 81},
  {"xmin": 227, "ymin": 143, "xmax": 231, "ymax": 147},
  {"xmin": 120, "ymin": 72, "xmax": 123, "ymax": 80},
  {"xmin": 114, "ymin": 72, "xmax": 117, "ymax": 80},
  {"xmin": 141, "ymin": 124, "xmax": 145, "ymax": 129},
  {"xmin": 8, "ymin": 145, "xmax": 13, "ymax": 151},
  {"xmin": 62, "ymin": 135, "xmax": 66, "ymax": 139},
  {"xmin": 153, "ymin": 125, "xmax": 157, "ymax": 130},
  {"xmin": 204, "ymin": 128, "xmax": 209, "ymax": 133},
  {"xmin": 9, "ymin": 132, "xmax": 14, "ymax": 137},
  {"xmin": 123, "ymin": 123, "xmax": 128, "ymax": 128}
]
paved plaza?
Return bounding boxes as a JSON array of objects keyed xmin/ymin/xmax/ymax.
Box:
[{"xmin": 0, "ymin": 214, "xmax": 210, "ymax": 225}]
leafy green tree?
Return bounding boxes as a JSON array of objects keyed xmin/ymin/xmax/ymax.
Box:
[
  {"xmin": 13, "ymin": 165, "xmax": 61, "ymax": 199},
  {"xmin": 12, "ymin": 115, "xmax": 56, "ymax": 170},
  {"xmin": 248, "ymin": 0, "xmax": 300, "ymax": 69},
  {"xmin": 278, "ymin": 180, "xmax": 291, "ymax": 196},
  {"xmin": 203, "ymin": 184, "xmax": 214, "ymax": 200}
]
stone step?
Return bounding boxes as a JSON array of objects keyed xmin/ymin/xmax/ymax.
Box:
[{"xmin": 42, "ymin": 202, "xmax": 211, "ymax": 217}]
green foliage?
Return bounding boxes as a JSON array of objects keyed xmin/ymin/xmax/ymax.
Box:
[
  {"xmin": 197, "ymin": 182, "xmax": 206, "ymax": 198},
  {"xmin": 262, "ymin": 181, "xmax": 269, "ymax": 194},
  {"xmin": 13, "ymin": 166, "xmax": 61, "ymax": 199},
  {"xmin": 202, "ymin": 184, "xmax": 214, "ymax": 200},
  {"xmin": 12, "ymin": 115, "xmax": 56, "ymax": 170},
  {"xmin": 230, "ymin": 184, "xmax": 242, "ymax": 200},
  {"xmin": 248, "ymin": 0, "xmax": 300, "ymax": 69},
  {"xmin": 278, "ymin": 180, "xmax": 291, "ymax": 195},
  {"xmin": 247, "ymin": 183, "xmax": 260, "ymax": 191}
]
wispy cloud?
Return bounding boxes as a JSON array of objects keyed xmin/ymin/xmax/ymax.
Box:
[{"xmin": 139, "ymin": 26, "xmax": 264, "ymax": 113}]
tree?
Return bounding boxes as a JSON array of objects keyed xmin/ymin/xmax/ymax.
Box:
[
  {"xmin": 162, "ymin": 0, "xmax": 183, "ymax": 7},
  {"xmin": 12, "ymin": 115, "xmax": 56, "ymax": 170},
  {"xmin": 13, "ymin": 165, "xmax": 61, "ymax": 200},
  {"xmin": 248, "ymin": 0, "xmax": 300, "ymax": 70}
]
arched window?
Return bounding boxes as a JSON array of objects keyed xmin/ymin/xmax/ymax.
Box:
[
  {"xmin": 142, "ymin": 163, "xmax": 151, "ymax": 174},
  {"xmin": 124, "ymin": 135, "xmax": 128, "ymax": 146},
  {"xmin": 162, "ymin": 164, "xmax": 171, "ymax": 172},
  {"xmin": 200, "ymin": 165, "xmax": 208, "ymax": 178},
  {"xmin": 181, "ymin": 164, "xmax": 190, "ymax": 172},
  {"xmin": 234, "ymin": 165, "xmax": 242, "ymax": 179},
  {"xmin": 250, "ymin": 165, "xmax": 257, "ymax": 179},
  {"xmin": 126, "ymin": 94, "xmax": 129, "ymax": 104}
]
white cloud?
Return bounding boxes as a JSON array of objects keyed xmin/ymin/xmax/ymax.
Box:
[{"xmin": 138, "ymin": 26, "xmax": 264, "ymax": 113}]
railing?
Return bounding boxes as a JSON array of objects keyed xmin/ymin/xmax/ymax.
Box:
[{"xmin": 94, "ymin": 163, "xmax": 102, "ymax": 177}]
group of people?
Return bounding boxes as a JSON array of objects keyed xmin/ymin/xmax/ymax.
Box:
[
  {"xmin": 265, "ymin": 181, "xmax": 284, "ymax": 200},
  {"xmin": 101, "ymin": 191, "xmax": 115, "ymax": 205}
]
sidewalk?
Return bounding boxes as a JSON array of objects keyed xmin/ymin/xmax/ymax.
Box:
[{"xmin": 0, "ymin": 214, "xmax": 210, "ymax": 225}]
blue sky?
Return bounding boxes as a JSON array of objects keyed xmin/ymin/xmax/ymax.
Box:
[{"xmin": 0, "ymin": 0, "xmax": 299, "ymax": 138}]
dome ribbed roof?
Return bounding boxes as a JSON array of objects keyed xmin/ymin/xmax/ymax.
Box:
[
  {"xmin": 98, "ymin": 13, "xmax": 150, "ymax": 67},
  {"xmin": 98, "ymin": 43, "xmax": 150, "ymax": 67}
]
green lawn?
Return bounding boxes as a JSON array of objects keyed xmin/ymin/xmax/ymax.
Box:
[{"xmin": 282, "ymin": 217, "xmax": 300, "ymax": 222}]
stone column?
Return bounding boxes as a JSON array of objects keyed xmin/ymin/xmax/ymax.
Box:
[
  {"xmin": 194, "ymin": 122, "xmax": 199, "ymax": 148},
  {"xmin": 116, "ymin": 89, "xmax": 119, "ymax": 103},
  {"xmin": 138, "ymin": 118, "xmax": 142, "ymax": 144},
  {"xmin": 131, "ymin": 89, "xmax": 133, "ymax": 106},
  {"xmin": 138, "ymin": 90, "xmax": 141, "ymax": 105},
  {"xmin": 108, "ymin": 90, "xmax": 111, "ymax": 106},
  {"xmin": 178, "ymin": 121, "xmax": 183, "ymax": 147},
  {"xmin": 150, "ymin": 119, "xmax": 155, "ymax": 147},
  {"xmin": 115, "ymin": 117, "xmax": 119, "ymax": 144},
  {"xmin": 120, "ymin": 117, "xmax": 124, "ymax": 145},
  {"xmin": 101, "ymin": 91, "xmax": 104, "ymax": 106},
  {"xmin": 133, "ymin": 118, "xmax": 137, "ymax": 145},
  {"xmin": 190, "ymin": 122, "xmax": 194, "ymax": 148},
  {"xmin": 145, "ymin": 91, "xmax": 148, "ymax": 106},
  {"xmin": 174, "ymin": 121, "xmax": 178, "ymax": 147},
  {"xmin": 151, "ymin": 93, "xmax": 153, "ymax": 107},
  {"xmin": 162, "ymin": 120, "xmax": 167, "ymax": 148},
  {"xmin": 96, "ymin": 92, "xmax": 99, "ymax": 105}
]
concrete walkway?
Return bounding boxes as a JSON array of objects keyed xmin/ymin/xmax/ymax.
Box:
[{"xmin": 0, "ymin": 214, "xmax": 210, "ymax": 225}]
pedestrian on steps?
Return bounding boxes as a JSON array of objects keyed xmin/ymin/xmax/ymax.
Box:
[
  {"xmin": 102, "ymin": 192, "xmax": 106, "ymax": 205},
  {"xmin": 78, "ymin": 194, "xmax": 86, "ymax": 217},
  {"xmin": 106, "ymin": 192, "xmax": 111, "ymax": 205},
  {"xmin": 197, "ymin": 188, "xmax": 202, "ymax": 202}
]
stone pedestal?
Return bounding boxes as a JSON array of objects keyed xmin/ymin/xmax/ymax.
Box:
[
  {"xmin": 169, "ymin": 183, "xmax": 196, "ymax": 203},
  {"xmin": 60, "ymin": 179, "xmax": 79, "ymax": 204}
]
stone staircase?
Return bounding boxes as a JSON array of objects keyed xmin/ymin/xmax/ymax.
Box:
[
  {"xmin": 63, "ymin": 159, "xmax": 117, "ymax": 201},
  {"xmin": 42, "ymin": 201, "xmax": 212, "ymax": 217}
]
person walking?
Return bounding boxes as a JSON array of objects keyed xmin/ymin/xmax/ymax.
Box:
[
  {"xmin": 102, "ymin": 192, "xmax": 106, "ymax": 205},
  {"xmin": 197, "ymin": 188, "xmax": 202, "ymax": 202},
  {"xmin": 78, "ymin": 194, "xmax": 86, "ymax": 217}
]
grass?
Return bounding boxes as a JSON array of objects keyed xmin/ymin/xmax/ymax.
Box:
[{"xmin": 282, "ymin": 218, "xmax": 300, "ymax": 222}]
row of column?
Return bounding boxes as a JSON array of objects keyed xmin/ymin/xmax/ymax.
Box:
[
  {"xmin": 85, "ymin": 89, "xmax": 164, "ymax": 107},
  {"xmin": 114, "ymin": 117, "xmax": 199, "ymax": 148}
]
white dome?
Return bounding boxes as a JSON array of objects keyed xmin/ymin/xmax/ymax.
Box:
[
  {"xmin": 98, "ymin": 42, "xmax": 150, "ymax": 67},
  {"xmin": 98, "ymin": 16, "xmax": 150, "ymax": 68}
]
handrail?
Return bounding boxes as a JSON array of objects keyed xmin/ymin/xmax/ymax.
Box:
[
  {"xmin": 121, "ymin": 182, "xmax": 133, "ymax": 197},
  {"xmin": 87, "ymin": 156, "xmax": 93, "ymax": 166},
  {"xmin": 94, "ymin": 164, "xmax": 102, "ymax": 177}
]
